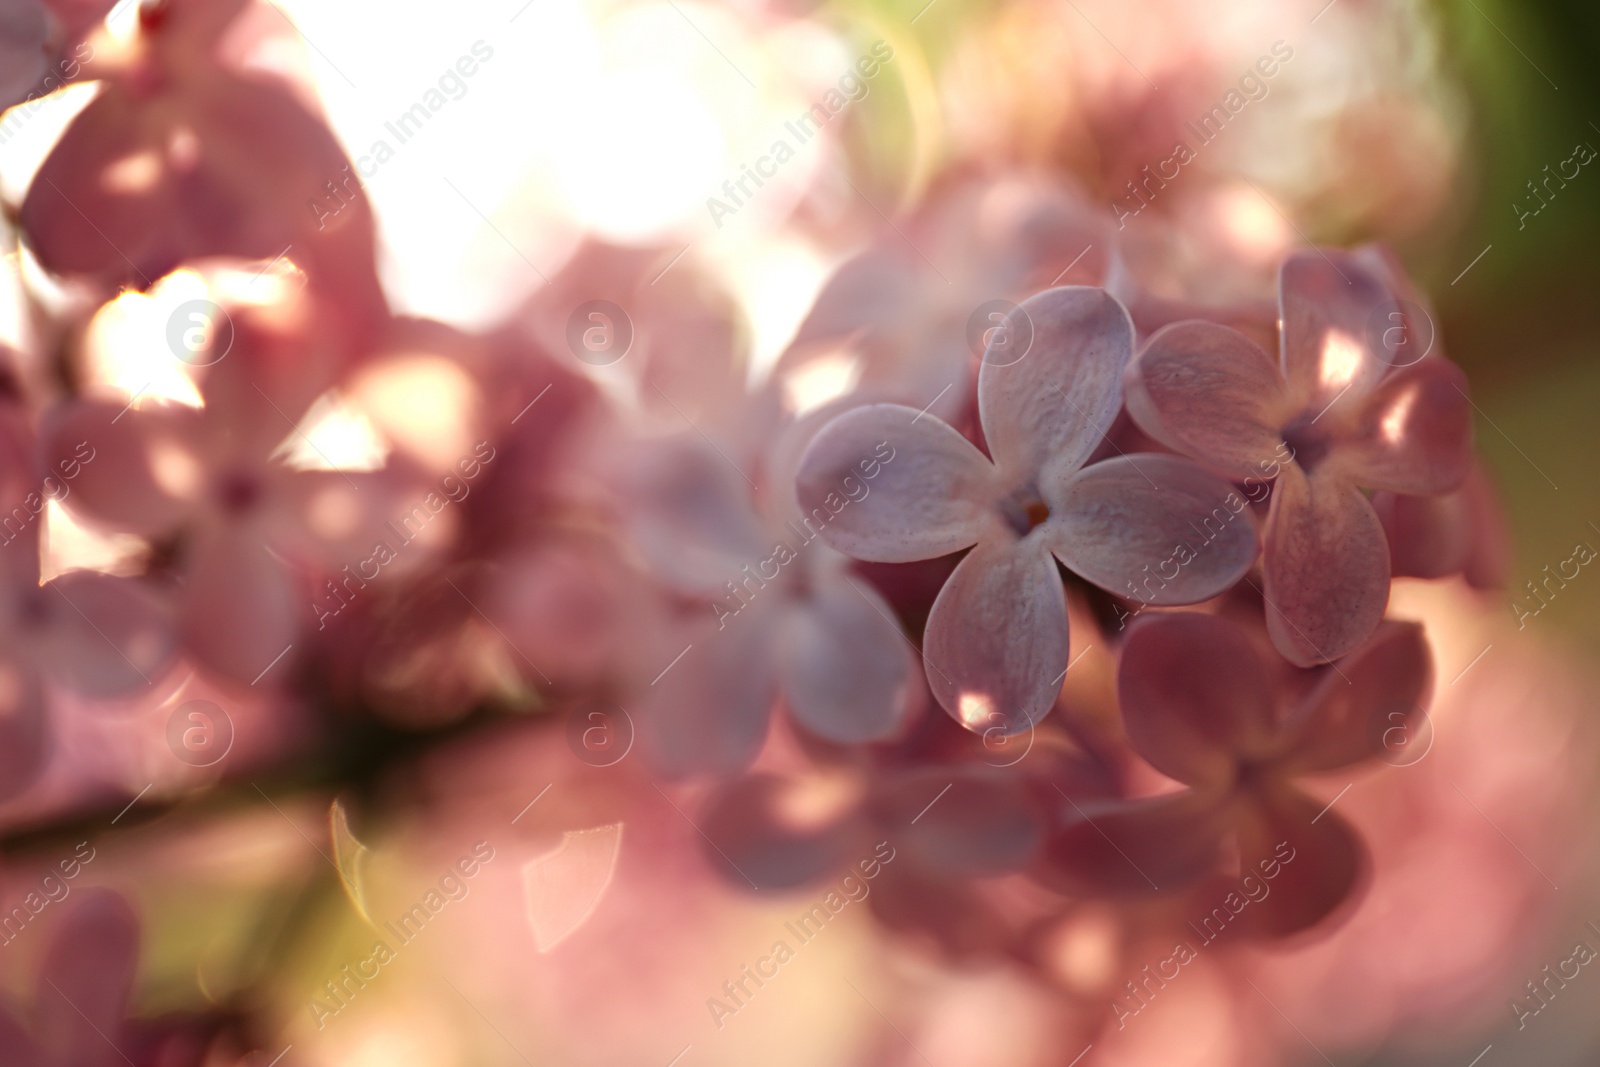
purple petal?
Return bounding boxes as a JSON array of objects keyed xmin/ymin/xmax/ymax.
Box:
[
  {"xmin": 36, "ymin": 889, "xmax": 139, "ymax": 1065},
  {"xmin": 796, "ymin": 404, "xmax": 994, "ymax": 563},
  {"xmin": 1043, "ymin": 454, "xmax": 1258, "ymax": 605},
  {"xmin": 1278, "ymin": 620, "xmax": 1433, "ymax": 774},
  {"xmin": 1278, "ymin": 248, "xmax": 1393, "ymax": 411},
  {"xmin": 1118, "ymin": 613, "xmax": 1277, "ymax": 787},
  {"xmin": 1035, "ymin": 790, "xmax": 1229, "ymax": 896},
  {"xmin": 922, "ymin": 536, "xmax": 1066, "ymax": 735},
  {"xmin": 876, "ymin": 767, "xmax": 1044, "ymax": 876},
  {"xmin": 977, "ymin": 287, "xmax": 1133, "ymax": 483},
  {"xmin": 1233, "ymin": 788, "xmax": 1366, "ymax": 936},
  {"xmin": 637, "ymin": 612, "xmax": 778, "ymax": 778},
  {"xmin": 697, "ymin": 774, "xmax": 868, "ymax": 891},
  {"xmin": 1263, "ymin": 465, "xmax": 1390, "ymax": 666},
  {"xmin": 1341, "ymin": 357, "xmax": 1473, "ymax": 495},
  {"xmin": 780, "ymin": 571, "xmax": 915, "ymax": 744},
  {"xmin": 1125, "ymin": 320, "xmax": 1292, "ymax": 479},
  {"xmin": 620, "ymin": 437, "xmax": 767, "ymax": 595},
  {"xmin": 0, "ymin": 655, "xmax": 46, "ymax": 802}
]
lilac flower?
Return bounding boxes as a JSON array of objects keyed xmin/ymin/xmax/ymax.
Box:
[
  {"xmin": 618, "ymin": 413, "xmax": 920, "ymax": 777},
  {"xmin": 1124, "ymin": 247, "xmax": 1473, "ymax": 664},
  {"xmin": 796, "ymin": 286, "xmax": 1258, "ymax": 734},
  {"xmin": 1041, "ymin": 612, "xmax": 1433, "ymax": 935}
]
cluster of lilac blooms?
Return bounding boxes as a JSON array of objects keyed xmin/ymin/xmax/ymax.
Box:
[{"xmin": 0, "ymin": 0, "xmax": 1518, "ymax": 1059}]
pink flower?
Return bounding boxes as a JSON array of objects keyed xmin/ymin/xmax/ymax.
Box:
[
  {"xmin": 19, "ymin": 0, "xmax": 385, "ymax": 322},
  {"xmin": 796, "ymin": 286, "xmax": 1258, "ymax": 734},
  {"xmin": 41, "ymin": 318, "xmax": 402, "ymax": 685},
  {"xmin": 1124, "ymin": 246, "xmax": 1473, "ymax": 664},
  {"xmin": 618, "ymin": 422, "xmax": 920, "ymax": 777},
  {"xmin": 0, "ymin": 404, "xmax": 174, "ymax": 802},
  {"xmin": 0, "ymin": 889, "xmax": 140, "ymax": 1066},
  {"xmin": 775, "ymin": 174, "xmax": 1108, "ymax": 422},
  {"xmin": 1042, "ymin": 612, "xmax": 1432, "ymax": 935}
]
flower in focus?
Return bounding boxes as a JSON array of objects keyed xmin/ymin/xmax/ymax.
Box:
[
  {"xmin": 1124, "ymin": 246, "xmax": 1473, "ymax": 663},
  {"xmin": 797, "ymin": 286, "xmax": 1257, "ymax": 734}
]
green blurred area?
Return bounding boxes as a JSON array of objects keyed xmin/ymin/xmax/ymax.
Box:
[{"xmin": 1431, "ymin": 0, "xmax": 1600, "ymax": 657}]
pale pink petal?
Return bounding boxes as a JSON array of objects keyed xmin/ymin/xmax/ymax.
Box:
[
  {"xmin": 0, "ymin": 654, "xmax": 46, "ymax": 802},
  {"xmin": 40, "ymin": 399, "xmax": 205, "ymax": 538},
  {"xmin": 1278, "ymin": 620, "xmax": 1433, "ymax": 774},
  {"xmin": 0, "ymin": 0, "xmax": 48, "ymax": 110},
  {"xmin": 877, "ymin": 767, "xmax": 1044, "ymax": 876},
  {"xmin": 698, "ymin": 774, "xmax": 868, "ymax": 890},
  {"xmin": 1043, "ymin": 454, "xmax": 1258, "ymax": 605},
  {"xmin": 1340, "ymin": 357, "xmax": 1473, "ymax": 494},
  {"xmin": 620, "ymin": 438, "xmax": 768, "ymax": 594},
  {"xmin": 796, "ymin": 404, "xmax": 994, "ymax": 563},
  {"xmin": 780, "ymin": 573, "xmax": 914, "ymax": 744},
  {"xmin": 180, "ymin": 527, "xmax": 299, "ymax": 685},
  {"xmin": 1278, "ymin": 248, "xmax": 1394, "ymax": 410},
  {"xmin": 36, "ymin": 890, "xmax": 138, "ymax": 1065},
  {"xmin": 922, "ymin": 536, "xmax": 1066, "ymax": 735},
  {"xmin": 1118, "ymin": 613, "xmax": 1277, "ymax": 788},
  {"xmin": 1125, "ymin": 320, "xmax": 1292, "ymax": 479},
  {"xmin": 977, "ymin": 286, "xmax": 1134, "ymax": 482},
  {"xmin": 784, "ymin": 248, "xmax": 919, "ymax": 351},
  {"xmin": 1035, "ymin": 790, "xmax": 1228, "ymax": 896},
  {"xmin": 637, "ymin": 612, "xmax": 778, "ymax": 778},
  {"xmin": 1263, "ymin": 465, "xmax": 1390, "ymax": 666},
  {"xmin": 38, "ymin": 572, "xmax": 176, "ymax": 699}
]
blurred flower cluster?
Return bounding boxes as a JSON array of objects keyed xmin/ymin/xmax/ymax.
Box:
[{"xmin": 0, "ymin": 0, "xmax": 1592, "ymax": 1065}]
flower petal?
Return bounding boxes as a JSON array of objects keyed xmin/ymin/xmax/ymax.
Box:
[
  {"xmin": 40, "ymin": 399, "xmax": 206, "ymax": 538},
  {"xmin": 637, "ymin": 612, "xmax": 778, "ymax": 778},
  {"xmin": 1043, "ymin": 454, "xmax": 1258, "ymax": 605},
  {"xmin": 619, "ymin": 437, "xmax": 768, "ymax": 595},
  {"xmin": 1263, "ymin": 465, "xmax": 1390, "ymax": 666},
  {"xmin": 697, "ymin": 774, "xmax": 868, "ymax": 891},
  {"xmin": 36, "ymin": 889, "xmax": 140, "ymax": 1065},
  {"xmin": 1125, "ymin": 320, "xmax": 1292, "ymax": 480},
  {"xmin": 180, "ymin": 527, "xmax": 300, "ymax": 685},
  {"xmin": 780, "ymin": 571, "xmax": 915, "ymax": 744},
  {"xmin": 1034, "ymin": 790, "xmax": 1229, "ymax": 896},
  {"xmin": 977, "ymin": 286, "xmax": 1133, "ymax": 483},
  {"xmin": 1233, "ymin": 788, "xmax": 1366, "ymax": 937},
  {"xmin": 1341, "ymin": 356, "xmax": 1473, "ymax": 494},
  {"xmin": 1278, "ymin": 248, "xmax": 1394, "ymax": 411},
  {"xmin": 922, "ymin": 536, "xmax": 1067, "ymax": 735},
  {"xmin": 39, "ymin": 572, "xmax": 176, "ymax": 699},
  {"xmin": 1278, "ymin": 620, "xmax": 1433, "ymax": 774},
  {"xmin": 1118, "ymin": 613, "xmax": 1277, "ymax": 787},
  {"xmin": 0, "ymin": 655, "xmax": 46, "ymax": 802},
  {"xmin": 796, "ymin": 404, "xmax": 993, "ymax": 563}
]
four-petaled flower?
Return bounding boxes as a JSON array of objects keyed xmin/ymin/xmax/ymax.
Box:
[
  {"xmin": 1124, "ymin": 247, "xmax": 1473, "ymax": 664},
  {"xmin": 798, "ymin": 287, "xmax": 1259, "ymax": 734}
]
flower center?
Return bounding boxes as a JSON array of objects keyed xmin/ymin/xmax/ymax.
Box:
[
  {"xmin": 1279, "ymin": 415, "xmax": 1332, "ymax": 474},
  {"xmin": 217, "ymin": 470, "xmax": 264, "ymax": 516},
  {"xmin": 998, "ymin": 488, "xmax": 1051, "ymax": 537}
]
